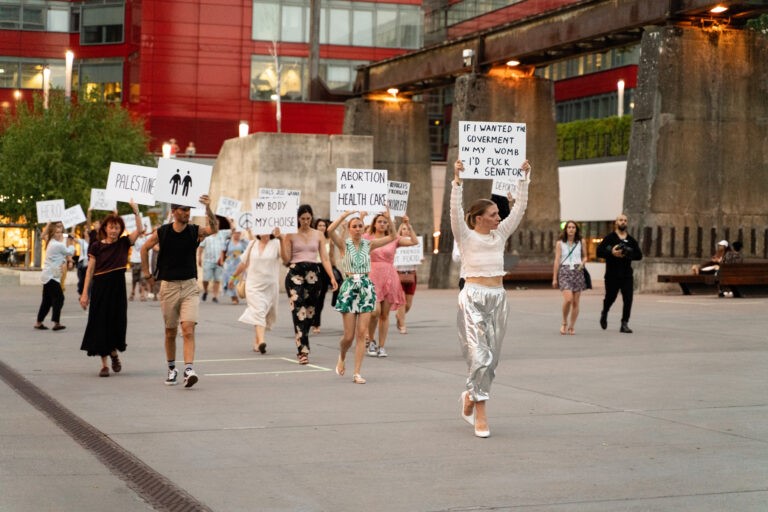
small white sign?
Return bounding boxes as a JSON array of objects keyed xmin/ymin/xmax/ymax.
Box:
[
  {"xmin": 250, "ymin": 196, "xmax": 299, "ymax": 234},
  {"xmin": 458, "ymin": 121, "xmax": 526, "ymax": 181},
  {"xmin": 387, "ymin": 181, "xmax": 410, "ymax": 218},
  {"xmin": 89, "ymin": 189, "xmax": 117, "ymax": 211},
  {"xmin": 141, "ymin": 216, "xmax": 153, "ymax": 233},
  {"xmin": 105, "ymin": 162, "xmax": 158, "ymax": 206},
  {"xmin": 491, "ymin": 179, "xmax": 518, "ymax": 197},
  {"xmin": 216, "ymin": 196, "xmax": 242, "ymax": 219},
  {"xmin": 336, "ymin": 168, "xmax": 388, "ymax": 213},
  {"xmin": 36, "ymin": 199, "xmax": 66, "ymax": 223},
  {"xmin": 394, "ymin": 236, "xmax": 424, "ymax": 267},
  {"xmin": 258, "ymin": 188, "xmax": 301, "ymax": 200},
  {"xmin": 121, "ymin": 213, "xmax": 137, "ymax": 233},
  {"xmin": 61, "ymin": 205, "xmax": 86, "ymax": 229},
  {"xmin": 155, "ymin": 158, "xmax": 212, "ymax": 208}
]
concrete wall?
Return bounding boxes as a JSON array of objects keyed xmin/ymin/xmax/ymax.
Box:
[
  {"xmin": 626, "ymin": 26, "xmax": 768, "ymax": 291},
  {"xmin": 430, "ymin": 72, "xmax": 560, "ymax": 288},
  {"xmin": 342, "ymin": 98, "xmax": 433, "ymax": 239},
  {"xmin": 210, "ymin": 133, "xmax": 373, "ymax": 220}
]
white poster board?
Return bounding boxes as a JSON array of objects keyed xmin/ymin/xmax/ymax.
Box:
[
  {"xmin": 61, "ymin": 205, "xmax": 86, "ymax": 229},
  {"xmin": 458, "ymin": 121, "xmax": 526, "ymax": 181},
  {"xmin": 491, "ymin": 179, "xmax": 518, "ymax": 197},
  {"xmin": 250, "ymin": 196, "xmax": 299, "ymax": 234},
  {"xmin": 387, "ymin": 181, "xmax": 410, "ymax": 218},
  {"xmin": 335, "ymin": 168, "xmax": 388, "ymax": 213},
  {"xmin": 105, "ymin": 162, "xmax": 158, "ymax": 206},
  {"xmin": 215, "ymin": 196, "xmax": 242, "ymax": 219},
  {"xmin": 89, "ymin": 188, "xmax": 116, "ymax": 211},
  {"xmin": 155, "ymin": 158, "xmax": 212, "ymax": 208},
  {"xmin": 258, "ymin": 188, "xmax": 301, "ymax": 200},
  {"xmin": 121, "ymin": 213, "xmax": 137, "ymax": 233},
  {"xmin": 394, "ymin": 236, "xmax": 424, "ymax": 267},
  {"xmin": 36, "ymin": 199, "xmax": 66, "ymax": 223},
  {"xmin": 236, "ymin": 211, "xmax": 255, "ymax": 232},
  {"xmin": 141, "ymin": 216, "xmax": 153, "ymax": 234}
]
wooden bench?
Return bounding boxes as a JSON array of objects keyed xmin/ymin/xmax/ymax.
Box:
[
  {"xmin": 658, "ymin": 262, "xmax": 768, "ymax": 297},
  {"xmin": 503, "ymin": 263, "xmax": 553, "ymax": 287}
]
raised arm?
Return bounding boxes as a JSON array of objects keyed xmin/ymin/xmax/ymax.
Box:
[
  {"xmin": 495, "ymin": 160, "xmax": 532, "ymax": 240},
  {"xmin": 127, "ymin": 199, "xmax": 143, "ymax": 244},
  {"xmin": 396, "ymin": 215, "xmax": 418, "ymax": 247},
  {"xmin": 451, "ymin": 160, "xmax": 469, "ymax": 251},
  {"xmin": 327, "ymin": 211, "xmax": 353, "ymax": 251},
  {"xmin": 369, "ymin": 211, "xmax": 396, "ymax": 250},
  {"xmin": 197, "ymin": 195, "xmax": 218, "ymax": 239}
]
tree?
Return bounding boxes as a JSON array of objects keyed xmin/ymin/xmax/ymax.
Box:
[{"xmin": 0, "ymin": 91, "xmax": 154, "ymax": 265}]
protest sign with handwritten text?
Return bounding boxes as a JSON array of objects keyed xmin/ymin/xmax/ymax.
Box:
[
  {"xmin": 387, "ymin": 181, "xmax": 410, "ymax": 218},
  {"xmin": 336, "ymin": 168, "xmax": 388, "ymax": 213},
  {"xmin": 89, "ymin": 189, "xmax": 116, "ymax": 211},
  {"xmin": 36, "ymin": 199, "xmax": 65, "ymax": 223},
  {"xmin": 458, "ymin": 121, "xmax": 526, "ymax": 181},
  {"xmin": 394, "ymin": 236, "xmax": 424, "ymax": 267},
  {"xmin": 105, "ymin": 162, "xmax": 157, "ymax": 206}
]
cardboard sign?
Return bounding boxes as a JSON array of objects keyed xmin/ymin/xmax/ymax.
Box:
[
  {"xmin": 216, "ymin": 196, "xmax": 242, "ymax": 219},
  {"xmin": 89, "ymin": 188, "xmax": 116, "ymax": 211},
  {"xmin": 387, "ymin": 181, "xmax": 410, "ymax": 218},
  {"xmin": 36, "ymin": 199, "xmax": 66, "ymax": 223},
  {"xmin": 250, "ymin": 196, "xmax": 299, "ymax": 234},
  {"xmin": 491, "ymin": 179, "xmax": 518, "ymax": 197},
  {"xmin": 62, "ymin": 205, "xmax": 86, "ymax": 229},
  {"xmin": 121, "ymin": 213, "xmax": 137, "ymax": 233},
  {"xmin": 236, "ymin": 211, "xmax": 256, "ymax": 232},
  {"xmin": 336, "ymin": 168, "xmax": 388, "ymax": 213},
  {"xmin": 394, "ymin": 236, "xmax": 424, "ymax": 267},
  {"xmin": 458, "ymin": 121, "xmax": 526, "ymax": 181},
  {"xmin": 105, "ymin": 162, "xmax": 158, "ymax": 206},
  {"xmin": 155, "ymin": 158, "xmax": 212, "ymax": 208},
  {"xmin": 258, "ymin": 188, "xmax": 301, "ymax": 200}
]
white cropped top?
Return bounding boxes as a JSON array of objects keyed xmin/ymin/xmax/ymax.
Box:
[
  {"xmin": 559, "ymin": 240, "xmax": 583, "ymax": 267},
  {"xmin": 450, "ymin": 179, "xmax": 529, "ymax": 278}
]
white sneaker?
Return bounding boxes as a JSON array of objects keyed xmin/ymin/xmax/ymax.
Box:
[
  {"xmin": 165, "ymin": 368, "xmax": 178, "ymax": 386},
  {"xmin": 183, "ymin": 369, "xmax": 199, "ymax": 388},
  {"xmin": 366, "ymin": 340, "xmax": 378, "ymax": 357},
  {"xmin": 377, "ymin": 347, "xmax": 387, "ymax": 358}
]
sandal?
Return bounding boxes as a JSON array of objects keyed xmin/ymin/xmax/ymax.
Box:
[
  {"xmin": 99, "ymin": 367, "xmax": 109, "ymax": 377},
  {"xmin": 352, "ymin": 374, "xmax": 366, "ymax": 384},
  {"xmin": 560, "ymin": 323, "xmax": 567, "ymax": 335},
  {"xmin": 298, "ymin": 353, "xmax": 309, "ymax": 365},
  {"xmin": 567, "ymin": 326, "xmax": 575, "ymax": 335},
  {"xmin": 335, "ymin": 355, "xmax": 345, "ymax": 376},
  {"xmin": 109, "ymin": 353, "xmax": 122, "ymax": 373}
]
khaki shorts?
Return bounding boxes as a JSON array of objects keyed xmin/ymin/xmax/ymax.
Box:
[{"xmin": 159, "ymin": 279, "xmax": 199, "ymax": 328}]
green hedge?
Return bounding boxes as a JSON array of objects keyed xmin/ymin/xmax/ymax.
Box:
[{"xmin": 556, "ymin": 115, "xmax": 632, "ymax": 162}]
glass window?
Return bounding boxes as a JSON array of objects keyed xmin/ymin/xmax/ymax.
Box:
[
  {"xmin": 250, "ymin": 56, "xmax": 306, "ymax": 101},
  {"xmin": 20, "ymin": 63, "xmax": 45, "ymax": 89},
  {"xmin": 281, "ymin": 4, "xmax": 304, "ymax": 42},
  {"xmin": 329, "ymin": 8, "xmax": 350, "ymax": 45},
  {"xmin": 0, "ymin": 61, "xmax": 19, "ymax": 88},
  {"xmin": 22, "ymin": 5, "xmax": 44, "ymax": 29},
  {"xmin": 375, "ymin": 8, "xmax": 397, "ymax": 47},
  {"xmin": 80, "ymin": 62, "xmax": 123, "ymax": 102},
  {"xmin": 252, "ymin": 1, "xmax": 278, "ymax": 40},
  {"xmin": 399, "ymin": 5, "xmax": 421, "ymax": 49},
  {"xmin": 81, "ymin": 4, "xmax": 124, "ymax": 44},
  {"xmin": 352, "ymin": 9, "xmax": 372, "ymax": 46},
  {"xmin": 46, "ymin": 7, "xmax": 69, "ymax": 32},
  {"xmin": 0, "ymin": 5, "xmax": 20, "ymax": 29}
]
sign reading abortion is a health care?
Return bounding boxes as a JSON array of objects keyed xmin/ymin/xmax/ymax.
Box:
[
  {"xmin": 336, "ymin": 168, "xmax": 388, "ymax": 213},
  {"xmin": 458, "ymin": 121, "xmax": 526, "ymax": 181},
  {"xmin": 89, "ymin": 188, "xmax": 117, "ymax": 211},
  {"xmin": 155, "ymin": 158, "xmax": 213, "ymax": 208},
  {"xmin": 250, "ymin": 196, "xmax": 300, "ymax": 235},
  {"xmin": 36, "ymin": 199, "xmax": 66, "ymax": 224},
  {"xmin": 387, "ymin": 181, "xmax": 410, "ymax": 218},
  {"xmin": 105, "ymin": 162, "xmax": 157, "ymax": 206}
]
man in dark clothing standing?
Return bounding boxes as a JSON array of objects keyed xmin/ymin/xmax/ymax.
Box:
[
  {"xmin": 596, "ymin": 213, "xmax": 643, "ymax": 333},
  {"xmin": 141, "ymin": 195, "xmax": 218, "ymax": 388}
]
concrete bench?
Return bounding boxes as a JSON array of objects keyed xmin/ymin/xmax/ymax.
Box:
[
  {"xmin": 657, "ymin": 273, "xmax": 718, "ymax": 295},
  {"xmin": 503, "ymin": 264, "xmax": 553, "ymax": 287}
]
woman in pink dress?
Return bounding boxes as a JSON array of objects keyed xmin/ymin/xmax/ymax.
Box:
[{"xmin": 363, "ymin": 213, "xmax": 419, "ymax": 357}]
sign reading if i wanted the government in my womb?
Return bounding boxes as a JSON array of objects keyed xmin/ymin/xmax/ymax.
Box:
[
  {"xmin": 155, "ymin": 158, "xmax": 213, "ymax": 208},
  {"xmin": 458, "ymin": 121, "xmax": 526, "ymax": 181},
  {"xmin": 336, "ymin": 168, "xmax": 388, "ymax": 213},
  {"xmin": 105, "ymin": 163, "xmax": 157, "ymax": 206}
]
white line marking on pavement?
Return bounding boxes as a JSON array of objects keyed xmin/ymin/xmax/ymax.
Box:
[{"xmin": 206, "ymin": 369, "xmax": 330, "ymax": 377}]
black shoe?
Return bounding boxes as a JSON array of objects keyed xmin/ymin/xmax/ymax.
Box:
[
  {"xmin": 620, "ymin": 322, "xmax": 633, "ymax": 333},
  {"xmin": 599, "ymin": 312, "xmax": 607, "ymax": 330},
  {"xmin": 202, "ymin": 292, "xmax": 208, "ymax": 301}
]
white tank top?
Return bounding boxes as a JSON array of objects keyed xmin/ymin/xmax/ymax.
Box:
[{"xmin": 560, "ymin": 240, "xmax": 583, "ymax": 267}]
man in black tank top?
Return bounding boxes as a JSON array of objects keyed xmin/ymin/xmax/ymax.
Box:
[{"xmin": 141, "ymin": 195, "xmax": 218, "ymax": 388}]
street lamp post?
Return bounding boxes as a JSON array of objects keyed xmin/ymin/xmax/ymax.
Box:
[
  {"xmin": 617, "ymin": 79, "xmax": 625, "ymax": 117},
  {"xmin": 65, "ymin": 51, "xmax": 74, "ymax": 102},
  {"xmin": 42, "ymin": 66, "xmax": 51, "ymax": 109}
]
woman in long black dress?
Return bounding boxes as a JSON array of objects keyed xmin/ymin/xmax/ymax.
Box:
[{"xmin": 79, "ymin": 202, "xmax": 142, "ymax": 377}]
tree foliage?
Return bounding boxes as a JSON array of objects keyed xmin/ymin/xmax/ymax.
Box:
[{"xmin": 0, "ymin": 91, "xmax": 154, "ymax": 226}]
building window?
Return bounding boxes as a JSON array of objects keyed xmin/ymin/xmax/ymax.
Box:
[
  {"xmin": 0, "ymin": 58, "xmax": 66, "ymax": 89},
  {"xmin": 250, "ymin": 56, "xmax": 307, "ymax": 101},
  {"xmin": 80, "ymin": 62, "xmax": 123, "ymax": 102},
  {"xmin": 0, "ymin": 1, "xmax": 73, "ymax": 31},
  {"xmin": 81, "ymin": 4, "xmax": 124, "ymax": 44},
  {"xmin": 252, "ymin": 0, "xmax": 422, "ymax": 49},
  {"xmin": 0, "ymin": 4, "xmax": 20, "ymax": 29}
]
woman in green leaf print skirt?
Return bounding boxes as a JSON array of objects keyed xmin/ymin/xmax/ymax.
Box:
[{"xmin": 328, "ymin": 210, "xmax": 395, "ymax": 384}]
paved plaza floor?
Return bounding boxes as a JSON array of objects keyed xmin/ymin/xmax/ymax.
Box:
[{"xmin": 1, "ymin": 281, "xmax": 767, "ymax": 511}]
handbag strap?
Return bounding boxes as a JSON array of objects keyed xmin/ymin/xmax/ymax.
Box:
[{"xmin": 560, "ymin": 241, "xmax": 578, "ymax": 266}]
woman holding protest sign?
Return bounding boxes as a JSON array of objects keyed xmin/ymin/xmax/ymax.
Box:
[
  {"xmin": 395, "ymin": 223, "xmax": 422, "ymax": 334},
  {"xmin": 79, "ymin": 201, "xmax": 143, "ymax": 377},
  {"xmin": 281, "ymin": 204, "xmax": 337, "ymax": 365},
  {"xmin": 363, "ymin": 213, "xmax": 418, "ymax": 358},
  {"xmin": 328, "ymin": 210, "xmax": 395, "ymax": 383},
  {"xmin": 34, "ymin": 222, "xmax": 74, "ymax": 331},
  {"xmin": 452, "ymin": 158, "xmax": 531, "ymax": 438}
]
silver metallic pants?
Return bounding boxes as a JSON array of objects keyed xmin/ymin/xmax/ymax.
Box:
[{"xmin": 457, "ymin": 283, "xmax": 509, "ymax": 402}]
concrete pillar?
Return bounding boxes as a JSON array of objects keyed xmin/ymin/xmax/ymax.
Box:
[
  {"xmin": 430, "ymin": 72, "xmax": 559, "ymax": 289},
  {"xmin": 342, "ymin": 98, "xmax": 433, "ymax": 246},
  {"xmin": 625, "ymin": 26, "xmax": 768, "ymax": 291}
]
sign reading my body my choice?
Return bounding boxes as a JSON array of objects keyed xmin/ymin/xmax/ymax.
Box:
[
  {"xmin": 336, "ymin": 168, "xmax": 388, "ymax": 213},
  {"xmin": 155, "ymin": 158, "xmax": 213, "ymax": 208},
  {"xmin": 458, "ymin": 121, "xmax": 526, "ymax": 181},
  {"xmin": 105, "ymin": 162, "xmax": 158, "ymax": 206},
  {"xmin": 250, "ymin": 196, "xmax": 299, "ymax": 234}
]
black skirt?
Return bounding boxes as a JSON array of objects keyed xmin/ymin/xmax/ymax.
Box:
[{"xmin": 80, "ymin": 269, "xmax": 128, "ymax": 357}]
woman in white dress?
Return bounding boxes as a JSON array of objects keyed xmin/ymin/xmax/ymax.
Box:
[{"xmin": 231, "ymin": 227, "xmax": 284, "ymax": 353}]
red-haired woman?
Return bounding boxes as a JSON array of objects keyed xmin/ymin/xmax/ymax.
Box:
[
  {"xmin": 452, "ymin": 159, "xmax": 531, "ymax": 438},
  {"xmin": 79, "ymin": 201, "xmax": 143, "ymax": 377}
]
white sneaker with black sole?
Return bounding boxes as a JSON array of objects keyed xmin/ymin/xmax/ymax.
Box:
[
  {"xmin": 377, "ymin": 347, "xmax": 387, "ymax": 358},
  {"xmin": 183, "ymin": 369, "xmax": 199, "ymax": 388},
  {"xmin": 366, "ymin": 341, "xmax": 378, "ymax": 357},
  {"xmin": 165, "ymin": 368, "xmax": 178, "ymax": 386}
]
